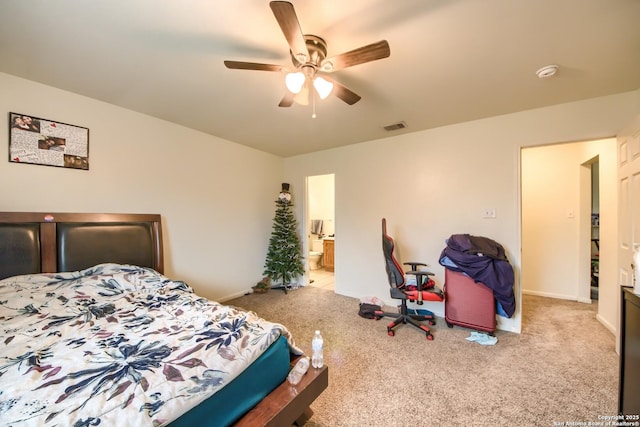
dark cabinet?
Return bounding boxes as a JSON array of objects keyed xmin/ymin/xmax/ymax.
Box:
[{"xmin": 619, "ymin": 287, "xmax": 640, "ymax": 415}]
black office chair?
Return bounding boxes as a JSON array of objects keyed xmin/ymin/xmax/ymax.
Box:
[{"xmin": 374, "ymin": 218, "xmax": 444, "ymax": 340}]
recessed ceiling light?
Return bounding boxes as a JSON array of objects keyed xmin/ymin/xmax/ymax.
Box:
[{"xmin": 536, "ymin": 65, "xmax": 558, "ymax": 79}]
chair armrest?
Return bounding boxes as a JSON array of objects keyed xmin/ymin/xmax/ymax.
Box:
[
  {"xmin": 405, "ymin": 270, "xmax": 435, "ymax": 277},
  {"xmin": 403, "ymin": 261, "xmax": 427, "ymax": 271}
]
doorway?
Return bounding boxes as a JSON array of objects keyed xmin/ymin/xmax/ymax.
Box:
[
  {"xmin": 306, "ymin": 174, "xmax": 335, "ymax": 291},
  {"xmin": 521, "ymin": 140, "xmax": 611, "ymax": 312}
]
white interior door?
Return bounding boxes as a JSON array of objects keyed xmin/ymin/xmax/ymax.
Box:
[{"xmin": 617, "ymin": 116, "xmax": 640, "ymax": 290}]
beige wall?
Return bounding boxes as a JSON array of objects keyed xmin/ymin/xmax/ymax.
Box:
[
  {"xmin": 2, "ymin": 70, "xmax": 639, "ymax": 334},
  {"xmin": 284, "ymin": 91, "xmax": 640, "ymax": 333},
  {"xmin": 0, "ymin": 72, "xmax": 283, "ymax": 302}
]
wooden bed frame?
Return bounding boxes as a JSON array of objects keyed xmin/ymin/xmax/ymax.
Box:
[{"xmin": 0, "ymin": 211, "xmax": 328, "ymax": 426}]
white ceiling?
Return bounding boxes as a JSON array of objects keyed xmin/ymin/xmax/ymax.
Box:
[{"xmin": 1, "ymin": 0, "xmax": 639, "ymax": 157}]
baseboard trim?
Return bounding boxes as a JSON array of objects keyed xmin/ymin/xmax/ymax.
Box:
[
  {"xmin": 218, "ymin": 288, "xmax": 254, "ymax": 303},
  {"xmin": 522, "ymin": 289, "xmax": 586, "ymax": 302},
  {"xmin": 596, "ymin": 313, "xmax": 616, "ymax": 335}
]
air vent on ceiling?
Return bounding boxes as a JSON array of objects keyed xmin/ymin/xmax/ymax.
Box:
[{"xmin": 383, "ymin": 121, "xmax": 407, "ymax": 131}]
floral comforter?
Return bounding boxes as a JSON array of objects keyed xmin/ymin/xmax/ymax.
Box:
[{"xmin": 0, "ymin": 264, "xmax": 300, "ymax": 426}]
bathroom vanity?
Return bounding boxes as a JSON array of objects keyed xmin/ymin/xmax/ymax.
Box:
[{"xmin": 323, "ymin": 238, "xmax": 334, "ymax": 272}]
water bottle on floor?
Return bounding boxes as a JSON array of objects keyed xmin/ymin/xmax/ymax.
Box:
[{"xmin": 311, "ymin": 330, "xmax": 324, "ymax": 368}]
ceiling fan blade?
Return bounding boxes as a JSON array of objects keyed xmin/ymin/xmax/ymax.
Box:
[
  {"xmin": 279, "ymin": 92, "xmax": 294, "ymax": 107},
  {"xmin": 224, "ymin": 61, "xmax": 283, "ymax": 72},
  {"xmin": 321, "ymin": 40, "xmax": 390, "ymax": 72},
  {"xmin": 270, "ymin": 1, "xmax": 309, "ymax": 62},
  {"xmin": 324, "ymin": 78, "xmax": 361, "ymax": 105}
]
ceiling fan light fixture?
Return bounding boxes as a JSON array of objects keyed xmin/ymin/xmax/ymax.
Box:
[
  {"xmin": 313, "ymin": 76, "xmax": 333, "ymax": 99},
  {"xmin": 225, "ymin": 2, "xmax": 391, "ymax": 110},
  {"xmin": 285, "ymin": 71, "xmax": 305, "ymax": 93}
]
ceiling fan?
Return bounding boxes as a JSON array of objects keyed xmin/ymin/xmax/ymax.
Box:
[{"xmin": 224, "ymin": 1, "xmax": 391, "ymax": 109}]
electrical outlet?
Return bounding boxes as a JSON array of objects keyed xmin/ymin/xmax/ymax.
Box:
[{"xmin": 483, "ymin": 208, "xmax": 497, "ymax": 219}]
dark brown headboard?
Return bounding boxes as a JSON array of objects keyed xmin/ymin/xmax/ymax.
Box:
[{"xmin": 0, "ymin": 212, "xmax": 163, "ymax": 280}]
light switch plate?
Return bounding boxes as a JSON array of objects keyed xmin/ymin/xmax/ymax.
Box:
[{"xmin": 483, "ymin": 208, "xmax": 497, "ymax": 219}]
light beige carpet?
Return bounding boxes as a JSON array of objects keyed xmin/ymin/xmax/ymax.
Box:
[{"xmin": 228, "ymin": 287, "xmax": 618, "ymax": 426}]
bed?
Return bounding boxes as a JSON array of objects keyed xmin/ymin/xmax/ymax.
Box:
[{"xmin": 0, "ymin": 212, "xmax": 328, "ymax": 426}]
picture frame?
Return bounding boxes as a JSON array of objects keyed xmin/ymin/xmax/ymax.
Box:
[{"xmin": 9, "ymin": 112, "xmax": 89, "ymax": 170}]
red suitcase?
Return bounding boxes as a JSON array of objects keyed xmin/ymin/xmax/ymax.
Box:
[{"xmin": 444, "ymin": 268, "xmax": 496, "ymax": 334}]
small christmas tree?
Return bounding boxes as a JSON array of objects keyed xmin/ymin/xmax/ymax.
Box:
[{"xmin": 263, "ymin": 183, "xmax": 305, "ymax": 293}]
